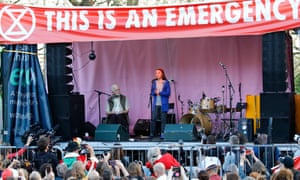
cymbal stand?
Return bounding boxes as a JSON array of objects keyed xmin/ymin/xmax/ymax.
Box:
[{"xmin": 178, "ymin": 95, "xmax": 184, "ymax": 119}]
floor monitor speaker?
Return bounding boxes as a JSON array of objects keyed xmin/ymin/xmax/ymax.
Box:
[
  {"xmin": 164, "ymin": 124, "xmax": 198, "ymax": 141},
  {"xmin": 95, "ymin": 124, "xmax": 129, "ymax": 141}
]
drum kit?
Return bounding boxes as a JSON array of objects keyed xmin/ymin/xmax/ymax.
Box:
[{"xmin": 179, "ymin": 95, "xmax": 236, "ymax": 139}]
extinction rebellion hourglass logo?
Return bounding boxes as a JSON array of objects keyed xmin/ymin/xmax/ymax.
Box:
[{"xmin": 0, "ymin": 5, "xmax": 36, "ymax": 42}]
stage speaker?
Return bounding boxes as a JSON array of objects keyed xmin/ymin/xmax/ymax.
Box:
[
  {"xmin": 164, "ymin": 124, "xmax": 198, "ymax": 141},
  {"xmin": 49, "ymin": 94, "xmax": 85, "ymax": 141},
  {"xmin": 262, "ymin": 32, "xmax": 287, "ymax": 92},
  {"xmin": 259, "ymin": 92, "xmax": 295, "ymax": 142},
  {"xmin": 258, "ymin": 117, "xmax": 292, "ymax": 143},
  {"xmin": 238, "ymin": 118, "xmax": 254, "ymax": 142},
  {"xmin": 134, "ymin": 119, "xmax": 150, "ymax": 136},
  {"xmin": 95, "ymin": 124, "xmax": 129, "ymax": 141}
]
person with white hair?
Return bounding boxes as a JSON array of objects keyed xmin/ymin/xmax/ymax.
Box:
[
  {"xmin": 106, "ymin": 84, "xmax": 130, "ymax": 132},
  {"xmin": 153, "ymin": 162, "xmax": 167, "ymax": 180},
  {"xmin": 146, "ymin": 146, "xmax": 180, "ymax": 176}
]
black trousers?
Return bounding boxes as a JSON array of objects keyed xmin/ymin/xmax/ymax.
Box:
[{"xmin": 107, "ymin": 113, "xmax": 129, "ymax": 132}]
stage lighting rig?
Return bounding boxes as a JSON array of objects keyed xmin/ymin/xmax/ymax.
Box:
[{"xmin": 89, "ymin": 41, "xmax": 96, "ymax": 60}]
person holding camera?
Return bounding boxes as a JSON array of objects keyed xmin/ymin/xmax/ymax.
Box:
[
  {"xmin": 33, "ymin": 136, "xmax": 59, "ymax": 173},
  {"xmin": 167, "ymin": 166, "xmax": 188, "ymax": 180},
  {"xmin": 63, "ymin": 139, "xmax": 98, "ymax": 170}
]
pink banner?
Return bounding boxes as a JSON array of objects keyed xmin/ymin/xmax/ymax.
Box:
[{"xmin": 0, "ymin": 0, "xmax": 299, "ymax": 43}]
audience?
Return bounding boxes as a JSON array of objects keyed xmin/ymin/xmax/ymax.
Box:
[{"xmin": 0, "ymin": 133, "xmax": 297, "ymax": 180}]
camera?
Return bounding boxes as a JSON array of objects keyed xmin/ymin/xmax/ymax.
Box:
[
  {"xmin": 172, "ymin": 166, "xmax": 181, "ymax": 177},
  {"xmin": 294, "ymin": 134, "xmax": 300, "ymax": 142}
]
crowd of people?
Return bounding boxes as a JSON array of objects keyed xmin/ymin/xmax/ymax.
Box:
[{"xmin": 0, "ymin": 132, "xmax": 300, "ymax": 180}]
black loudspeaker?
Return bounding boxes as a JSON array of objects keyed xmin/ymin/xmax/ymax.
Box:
[
  {"xmin": 258, "ymin": 117, "xmax": 291, "ymax": 143},
  {"xmin": 260, "ymin": 92, "xmax": 294, "ymax": 118},
  {"xmin": 260, "ymin": 92, "xmax": 295, "ymax": 143},
  {"xmin": 83, "ymin": 122, "xmax": 96, "ymax": 138},
  {"xmin": 262, "ymin": 32, "xmax": 287, "ymax": 92},
  {"xmin": 95, "ymin": 124, "xmax": 129, "ymax": 141},
  {"xmin": 164, "ymin": 124, "xmax": 198, "ymax": 141},
  {"xmin": 134, "ymin": 119, "xmax": 150, "ymax": 136},
  {"xmin": 46, "ymin": 43, "xmax": 73, "ymax": 95},
  {"xmin": 49, "ymin": 94, "xmax": 85, "ymax": 141},
  {"xmin": 238, "ymin": 118, "xmax": 254, "ymax": 142}
]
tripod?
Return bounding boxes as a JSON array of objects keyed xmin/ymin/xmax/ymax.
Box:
[{"xmin": 94, "ymin": 90, "xmax": 111, "ymax": 125}]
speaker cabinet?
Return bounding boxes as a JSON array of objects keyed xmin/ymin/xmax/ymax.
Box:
[
  {"xmin": 238, "ymin": 118, "xmax": 254, "ymax": 142},
  {"xmin": 259, "ymin": 92, "xmax": 295, "ymax": 142},
  {"xmin": 258, "ymin": 117, "xmax": 291, "ymax": 143},
  {"xmin": 164, "ymin": 124, "xmax": 198, "ymax": 141},
  {"xmin": 49, "ymin": 94, "xmax": 85, "ymax": 141},
  {"xmin": 134, "ymin": 119, "xmax": 150, "ymax": 136},
  {"xmin": 95, "ymin": 124, "xmax": 129, "ymax": 141},
  {"xmin": 262, "ymin": 32, "xmax": 287, "ymax": 92}
]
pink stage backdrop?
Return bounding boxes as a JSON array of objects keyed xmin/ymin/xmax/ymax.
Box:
[{"xmin": 72, "ymin": 36, "xmax": 262, "ymax": 134}]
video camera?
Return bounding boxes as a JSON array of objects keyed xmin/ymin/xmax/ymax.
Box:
[{"xmin": 22, "ymin": 124, "xmax": 61, "ymax": 146}]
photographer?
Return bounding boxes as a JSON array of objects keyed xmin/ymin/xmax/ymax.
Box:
[{"xmin": 33, "ymin": 136, "xmax": 59, "ymax": 174}]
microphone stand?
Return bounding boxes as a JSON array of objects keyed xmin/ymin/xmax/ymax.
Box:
[
  {"xmin": 94, "ymin": 90, "xmax": 111, "ymax": 125},
  {"xmin": 220, "ymin": 64, "xmax": 235, "ymax": 138}
]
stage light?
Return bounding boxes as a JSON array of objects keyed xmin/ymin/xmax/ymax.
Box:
[{"xmin": 89, "ymin": 41, "xmax": 96, "ymax": 61}]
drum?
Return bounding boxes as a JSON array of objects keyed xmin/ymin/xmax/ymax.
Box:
[
  {"xmin": 188, "ymin": 103, "xmax": 200, "ymax": 114},
  {"xmin": 179, "ymin": 113, "xmax": 212, "ymax": 135},
  {"xmin": 201, "ymin": 97, "xmax": 215, "ymax": 111}
]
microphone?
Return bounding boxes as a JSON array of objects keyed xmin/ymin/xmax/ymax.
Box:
[
  {"xmin": 219, "ymin": 61, "xmax": 226, "ymax": 69},
  {"xmin": 169, "ymin": 79, "xmax": 175, "ymax": 82}
]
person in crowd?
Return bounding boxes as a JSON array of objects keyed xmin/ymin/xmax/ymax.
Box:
[
  {"xmin": 153, "ymin": 162, "xmax": 167, "ymax": 180},
  {"xmin": 223, "ymin": 135, "xmax": 242, "ymax": 173},
  {"xmin": 205, "ymin": 162, "xmax": 221, "ymax": 180},
  {"xmin": 150, "ymin": 68, "xmax": 171, "ymax": 139},
  {"xmin": 167, "ymin": 166, "xmax": 188, "ymax": 180},
  {"xmin": 197, "ymin": 170, "xmax": 209, "ymax": 180},
  {"xmin": 271, "ymin": 168, "xmax": 294, "ymax": 180},
  {"xmin": 29, "ymin": 170, "xmax": 42, "ymax": 180},
  {"xmin": 39, "ymin": 163, "xmax": 55, "ymax": 180},
  {"xmin": 71, "ymin": 161, "xmax": 88, "ymax": 180},
  {"xmin": 276, "ymin": 155, "xmax": 300, "ymax": 180},
  {"xmin": 249, "ymin": 160, "xmax": 269, "ymax": 180},
  {"xmin": 56, "ymin": 163, "xmax": 68, "ymax": 180},
  {"xmin": 32, "ymin": 136, "xmax": 58, "ymax": 173},
  {"xmin": 223, "ymin": 171, "xmax": 240, "ymax": 180},
  {"xmin": 63, "ymin": 138, "xmax": 97, "ymax": 170},
  {"xmin": 102, "ymin": 167, "xmax": 114, "ymax": 180},
  {"xmin": 110, "ymin": 144, "xmax": 129, "ymax": 167},
  {"xmin": 106, "ymin": 84, "xmax": 130, "ymax": 132},
  {"xmin": 253, "ymin": 133, "xmax": 280, "ymax": 171},
  {"xmin": 146, "ymin": 146, "xmax": 180, "ymax": 175},
  {"xmin": 205, "ymin": 135, "xmax": 224, "ymax": 163},
  {"xmin": 127, "ymin": 161, "xmax": 144, "ymax": 180}
]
